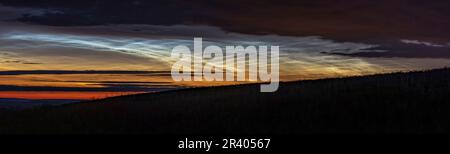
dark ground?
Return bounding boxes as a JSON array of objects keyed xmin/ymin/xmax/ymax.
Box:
[{"xmin": 1, "ymin": 68, "xmax": 450, "ymax": 134}]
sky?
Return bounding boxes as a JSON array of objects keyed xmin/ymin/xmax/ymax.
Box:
[{"xmin": 1, "ymin": 0, "xmax": 450, "ymax": 101}]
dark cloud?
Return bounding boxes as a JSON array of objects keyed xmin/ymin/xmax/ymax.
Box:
[
  {"xmin": 28, "ymin": 79, "xmax": 175, "ymax": 87},
  {"xmin": 50, "ymin": 81, "xmax": 172, "ymax": 84},
  {"xmin": 2, "ymin": 0, "xmax": 450, "ymax": 42},
  {"xmin": 0, "ymin": 84, "xmax": 176, "ymax": 92},
  {"xmin": 0, "ymin": 71, "xmax": 178, "ymax": 92},
  {"xmin": 0, "ymin": 70, "xmax": 171, "ymax": 75},
  {"xmin": 2, "ymin": 60, "xmax": 43, "ymax": 65},
  {"xmin": 21, "ymin": 62, "xmax": 42, "ymax": 64},
  {"xmin": 0, "ymin": 3, "xmax": 45, "ymax": 20},
  {"xmin": 0, "ymin": 0, "xmax": 209, "ymax": 26},
  {"xmin": 325, "ymin": 40, "xmax": 450, "ymax": 59}
]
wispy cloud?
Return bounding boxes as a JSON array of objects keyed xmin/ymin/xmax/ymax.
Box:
[
  {"xmin": 1, "ymin": 23, "xmax": 450, "ymax": 82},
  {"xmin": 401, "ymin": 39, "xmax": 446, "ymax": 47}
]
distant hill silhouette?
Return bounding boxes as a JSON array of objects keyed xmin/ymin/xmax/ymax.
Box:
[{"xmin": 2, "ymin": 68, "xmax": 450, "ymax": 134}]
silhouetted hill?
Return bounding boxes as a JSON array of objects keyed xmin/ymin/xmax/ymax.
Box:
[
  {"xmin": 2, "ymin": 68, "xmax": 450, "ymax": 134},
  {"xmin": 0, "ymin": 98, "xmax": 79, "ymax": 110}
]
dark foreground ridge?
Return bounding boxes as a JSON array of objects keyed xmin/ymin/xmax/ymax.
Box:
[{"xmin": 2, "ymin": 68, "xmax": 450, "ymax": 134}]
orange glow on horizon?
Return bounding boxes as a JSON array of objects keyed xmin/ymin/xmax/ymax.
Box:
[{"xmin": 0, "ymin": 91, "xmax": 145, "ymax": 100}]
